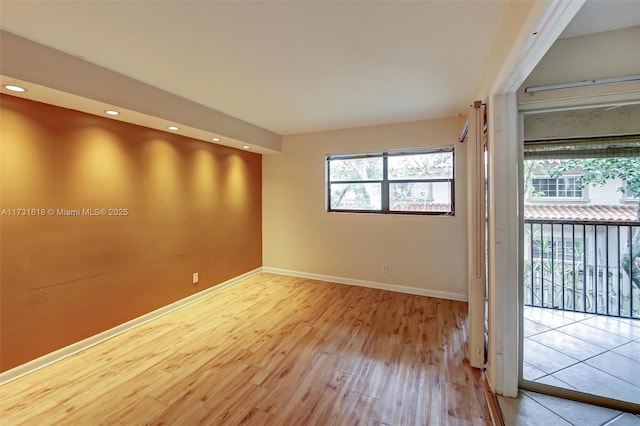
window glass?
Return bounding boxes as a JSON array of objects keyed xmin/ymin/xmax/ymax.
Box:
[
  {"xmin": 389, "ymin": 182, "xmax": 451, "ymax": 212},
  {"xmin": 388, "ymin": 152, "xmax": 453, "ymax": 180},
  {"xmin": 330, "ymin": 183, "xmax": 382, "ymax": 210},
  {"xmin": 329, "ymin": 157, "xmax": 383, "ymax": 181}
]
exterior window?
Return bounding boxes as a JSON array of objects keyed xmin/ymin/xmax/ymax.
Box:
[
  {"xmin": 327, "ymin": 147, "xmax": 454, "ymax": 215},
  {"xmin": 532, "ymin": 238, "xmax": 582, "ymax": 262},
  {"xmin": 625, "ymin": 186, "xmax": 639, "ymax": 201},
  {"xmin": 532, "ymin": 176, "xmax": 583, "ymax": 198}
]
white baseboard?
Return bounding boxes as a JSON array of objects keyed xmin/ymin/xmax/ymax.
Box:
[
  {"xmin": 262, "ymin": 267, "xmax": 468, "ymax": 302},
  {"xmin": 0, "ymin": 268, "xmax": 261, "ymax": 386}
]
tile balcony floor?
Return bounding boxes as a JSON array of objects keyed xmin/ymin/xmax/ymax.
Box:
[
  {"xmin": 523, "ymin": 306, "xmax": 640, "ymax": 405},
  {"xmin": 498, "ymin": 390, "xmax": 640, "ymax": 425}
]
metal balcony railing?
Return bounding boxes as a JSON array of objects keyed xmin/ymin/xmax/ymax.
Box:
[{"xmin": 524, "ymin": 219, "xmax": 640, "ymax": 319}]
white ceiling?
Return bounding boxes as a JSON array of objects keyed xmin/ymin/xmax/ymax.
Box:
[
  {"xmin": 0, "ymin": 1, "xmax": 508, "ymax": 136},
  {"xmin": 1, "ymin": 1, "xmax": 638, "ymax": 142}
]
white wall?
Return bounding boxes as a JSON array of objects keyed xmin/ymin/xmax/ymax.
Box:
[
  {"xmin": 473, "ymin": 0, "xmax": 537, "ymax": 101},
  {"xmin": 263, "ymin": 117, "xmax": 468, "ymax": 299}
]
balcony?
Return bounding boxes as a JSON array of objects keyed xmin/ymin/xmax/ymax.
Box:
[
  {"xmin": 524, "ymin": 218, "xmax": 640, "ymax": 319},
  {"xmin": 523, "ymin": 217, "xmax": 640, "ymax": 404}
]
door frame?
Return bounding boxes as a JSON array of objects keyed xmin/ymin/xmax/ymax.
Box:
[
  {"xmin": 517, "ymin": 97, "xmax": 640, "ymax": 412},
  {"xmin": 485, "ymin": 0, "xmax": 585, "ymax": 397}
]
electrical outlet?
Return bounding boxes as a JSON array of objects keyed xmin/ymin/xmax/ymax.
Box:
[
  {"xmin": 193, "ymin": 272, "xmax": 199, "ymax": 284},
  {"xmin": 383, "ymin": 264, "xmax": 388, "ymax": 273}
]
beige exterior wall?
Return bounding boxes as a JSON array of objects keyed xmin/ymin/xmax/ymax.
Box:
[
  {"xmin": 524, "ymin": 105, "xmax": 640, "ymax": 140},
  {"xmin": 263, "ymin": 117, "xmax": 468, "ymax": 298}
]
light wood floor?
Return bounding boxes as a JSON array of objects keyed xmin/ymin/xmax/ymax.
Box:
[{"xmin": 0, "ymin": 273, "xmax": 491, "ymax": 425}]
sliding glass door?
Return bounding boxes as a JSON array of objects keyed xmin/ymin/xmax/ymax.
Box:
[{"xmin": 520, "ymin": 104, "xmax": 640, "ymax": 412}]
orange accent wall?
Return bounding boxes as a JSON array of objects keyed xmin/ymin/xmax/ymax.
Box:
[{"xmin": 0, "ymin": 94, "xmax": 262, "ymax": 371}]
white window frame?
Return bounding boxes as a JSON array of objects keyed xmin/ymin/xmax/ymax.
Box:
[{"xmin": 528, "ymin": 174, "xmax": 588, "ymax": 203}]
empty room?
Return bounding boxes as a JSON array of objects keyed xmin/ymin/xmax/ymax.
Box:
[{"xmin": 1, "ymin": 1, "xmax": 639, "ymax": 424}]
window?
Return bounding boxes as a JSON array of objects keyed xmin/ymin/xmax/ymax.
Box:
[
  {"xmin": 625, "ymin": 185, "xmax": 639, "ymax": 201},
  {"xmin": 532, "ymin": 238, "xmax": 582, "ymax": 262},
  {"xmin": 531, "ymin": 176, "xmax": 583, "ymax": 198},
  {"xmin": 327, "ymin": 147, "xmax": 454, "ymax": 215}
]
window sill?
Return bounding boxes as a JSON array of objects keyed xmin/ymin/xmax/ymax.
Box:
[{"xmin": 326, "ymin": 210, "xmax": 455, "ymax": 217}]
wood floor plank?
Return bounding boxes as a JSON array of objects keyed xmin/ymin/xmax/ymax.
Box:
[
  {"xmin": 0, "ymin": 273, "xmax": 491, "ymax": 425},
  {"xmin": 102, "ymin": 395, "xmax": 165, "ymax": 426}
]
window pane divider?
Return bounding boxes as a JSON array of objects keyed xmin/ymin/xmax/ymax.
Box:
[{"xmin": 388, "ymin": 178, "xmax": 453, "ymax": 184}]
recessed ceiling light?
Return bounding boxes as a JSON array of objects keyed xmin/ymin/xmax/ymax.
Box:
[
  {"xmin": 3, "ymin": 84, "xmax": 27, "ymax": 93},
  {"xmin": 212, "ymin": 137, "xmax": 221, "ymax": 142},
  {"xmin": 104, "ymin": 110, "xmax": 120, "ymax": 116},
  {"xmin": 168, "ymin": 126, "xmax": 179, "ymax": 131},
  {"xmin": 242, "ymin": 145, "xmax": 251, "ymax": 150}
]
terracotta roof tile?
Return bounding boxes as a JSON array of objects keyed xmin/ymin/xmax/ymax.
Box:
[
  {"xmin": 397, "ymin": 203, "xmax": 451, "ymax": 212},
  {"xmin": 524, "ymin": 204, "xmax": 638, "ymax": 222},
  {"xmin": 356, "ymin": 202, "xmax": 638, "ymax": 221}
]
